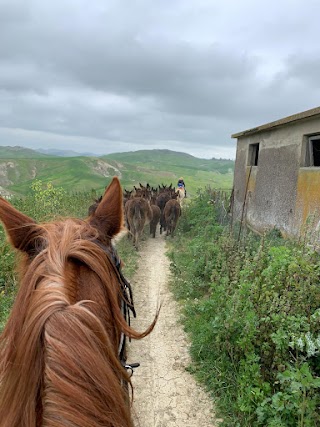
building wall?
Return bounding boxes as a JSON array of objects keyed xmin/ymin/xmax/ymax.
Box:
[
  {"xmin": 233, "ymin": 116, "xmax": 320, "ymax": 237},
  {"xmin": 295, "ymin": 169, "xmax": 320, "ymax": 235}
]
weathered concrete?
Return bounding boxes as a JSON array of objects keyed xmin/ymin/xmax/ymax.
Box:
[{"xmin": 232, "ymin": 112, "xmax": 320, "ymax": 238}]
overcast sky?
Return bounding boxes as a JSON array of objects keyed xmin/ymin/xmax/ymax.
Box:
[{"xmin": 0, "ymin": 0, "xmax": 319, "ymax": 159}]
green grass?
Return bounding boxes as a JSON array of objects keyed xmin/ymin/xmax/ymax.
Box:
[
  {"xmin": 105, "ymin": 150, "xmax": 234, "ymax": 195},
  {"xmin": 7, "ymin": 158, "xmax": 110, "ymax": 195},
  {"xmin": 0, "ymin": 146, "xmax": 50, "ymax": 158},
  {"xmin": 0, "ymin": 227, "xmax": 16, "ymax": 332}
]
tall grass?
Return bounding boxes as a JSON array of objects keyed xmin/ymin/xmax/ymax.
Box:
[{"xmin": 168, "ymin": 190, "xmax": 320, "ymax": 426}]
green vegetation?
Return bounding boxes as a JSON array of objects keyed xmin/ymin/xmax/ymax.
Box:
[
  {"xmin": 168, "ymin": 190, "xmax": 320, "ymax": 426},
  {"xmin": 1, "ymin": 175, "xmax": 320, "ymax": 426},
  {"xmin": 105, "ymin": 149, "xmax": 234, "ymax": 195},
  {"xmin": 5, "ymin": 157, "xmax": 111, "ymax": 196},
  {"xmin": 0, "ymin": 146, "xmax": 49, "ymax": 158},
  {"xmin": 0, "ymin": 227, "xmax": 16, "ymax": 332},
  {"xmin": 0, "ymin": 147, "xmax": 234, "ymax": 197}
]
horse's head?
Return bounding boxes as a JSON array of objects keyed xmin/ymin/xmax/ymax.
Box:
[
  {"xmin": 0, "ymin": 177, "xmax": 153, "ymax": 427},
  {"xmin": 0, "ymin": 176, "xmax": 124, "ymax": 274}
]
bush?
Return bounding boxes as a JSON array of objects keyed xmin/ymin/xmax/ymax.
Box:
[{"xmin": 168, "ymin": 190, "xmax": 320, "ymax": 426}]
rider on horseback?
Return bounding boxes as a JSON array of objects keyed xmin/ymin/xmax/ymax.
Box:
[{"xmin": 177, "ymin": 177, "xmax": 187, "ymax": 197}]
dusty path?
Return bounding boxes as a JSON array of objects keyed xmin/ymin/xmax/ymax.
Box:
[{"xmin": 127, "ymin": 232, "xmax": 220, "ymax": 427}]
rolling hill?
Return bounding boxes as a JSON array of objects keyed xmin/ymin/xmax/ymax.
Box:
[
  {"xmin": 0, "ymin": 146, "xmax": 50, "ymax": 159},
  {"xmin": 0, "ymin": 147, "xmax": 234, "ymax": 197}
]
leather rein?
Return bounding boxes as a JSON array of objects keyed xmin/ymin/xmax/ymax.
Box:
[{"xmin": 93, "ymin": 239, "xmax": 140, "ymax": 376}]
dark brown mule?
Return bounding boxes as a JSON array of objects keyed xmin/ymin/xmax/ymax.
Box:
[
  {"xmin": 150, "ymin": 204, "xmax": 161, "ymax": 238},
  {"xmin": 125, "ymin": 198, "xmax": 152, "ymax": 249},
  {"xmin": 149, "ymin": 191, "xmax": 161, "ymax": 238},
  {"xmin": 0, "ymin": 177, "xmax": 156, "ymax": 427},
  {"xmin": 156, "ymin": 191, "xmax": 171, "ymax": 234},
  {"xmin": 88, "ymin": 195, "xmax": 102, "ymax": 215},
  {"xmin": 123, "ymin": 189, "xmax": 133, "ymax": 209},
  {"xmin": 125, "ymin": 186, "xmax": 152, "ymax": 249},
  {"xmin": 164, "ymin": 199, "xmax": 181, "ymax": 237}
]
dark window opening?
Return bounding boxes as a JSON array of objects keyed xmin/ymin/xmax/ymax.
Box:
[
  {"xmin": 309, "ymin": 136, "xmax": 320, "ymax": 166},
  {"xmin": 248, "ymin": 143, "xmax": 260, "ymax": 166}
]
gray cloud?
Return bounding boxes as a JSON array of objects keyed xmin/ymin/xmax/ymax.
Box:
[{"xmin": 0, "ymin": 0, "xmax": 319, "ymax": 159}]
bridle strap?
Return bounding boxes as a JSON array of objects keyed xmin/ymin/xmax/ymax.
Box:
[
  {"xmin": 93, "ymin": 239, "xmax": 136, "ymax": 318},
  {"xmin": 92, "ymin": 239, "xmax": 138, "ymax": 371}
]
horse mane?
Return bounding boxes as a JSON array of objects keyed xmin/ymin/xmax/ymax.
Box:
[{"xmin": 0, "ymin": 218, "xmax": 152, "ymax": 427}]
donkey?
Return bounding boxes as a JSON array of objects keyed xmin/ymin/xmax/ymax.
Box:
[
  {"xmin": 164, "ymin": 199, "xmax": 181, "ymax": 237},
  {"xmin": 149, "ymin": 204, "xmax": 161, "ymax": 238},
  {"xmin": 156, "ymin": 189, "xmax": 172, "ymax": 234},
  {"xmin": 88, "ymin": 195, "xmax": 102, "ymax": 215},
  {"xmin": 125, "ymin": 196, "xmax": 153, "ymax": 249}
]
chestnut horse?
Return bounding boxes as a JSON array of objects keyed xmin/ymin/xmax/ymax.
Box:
[
  {"xmin": 177, "ymin": 187, "xmax": 185, "ymax": 204},
  {"xmin": 0, "ymin": 177, "xmax": 156, "ymax": 427}
]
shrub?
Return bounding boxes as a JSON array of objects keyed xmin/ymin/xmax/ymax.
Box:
[{"xmin": 168, "ymin": 189, "xmax": 320, "ymax": 426}]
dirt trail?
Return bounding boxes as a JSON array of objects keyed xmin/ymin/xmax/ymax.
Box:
[{"xmin": 127, "ymin": 232, "xmax": 220, "ymax": 427}]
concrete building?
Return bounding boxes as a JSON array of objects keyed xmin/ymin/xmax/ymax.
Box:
[{"xmin": 231, "ymin": 106, "xmax": 320, "ymax": 238}]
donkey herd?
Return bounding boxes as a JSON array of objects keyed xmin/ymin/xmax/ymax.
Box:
[{"xmin": 90, "ymin": 182, "xmax": 185, "ymax": 249}]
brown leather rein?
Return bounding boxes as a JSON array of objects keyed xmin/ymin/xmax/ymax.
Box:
[{"xmin": 93, "ymin": 239, "xmax": 140, "ymax": 375}]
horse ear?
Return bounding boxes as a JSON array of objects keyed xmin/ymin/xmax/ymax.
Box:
[
  {"xmin": 89, "ymin": 177, "xmax": 124, "ymax": 238},
  {"xmin": 0, "ymin": 197, "xmax": 42, "ymax": 253}
]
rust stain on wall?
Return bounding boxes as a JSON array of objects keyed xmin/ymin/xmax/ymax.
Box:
[
  {"xmin": 245, "ymin": 167, "xmax": 257, "ymax": 193},
  {"xmin": 296, "ymin": 170, "xmax": 320, "ymax": 226}
]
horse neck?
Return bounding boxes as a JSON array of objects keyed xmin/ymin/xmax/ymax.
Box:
[{"xmin": 0, "ymin": 227, "xmax": 134, "ymax": 427}]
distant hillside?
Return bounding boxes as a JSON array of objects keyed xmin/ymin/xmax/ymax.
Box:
[
  {"xmin": 105, "ymin": 150, "xmax": 234, "ymax": 173},
  {"xmin": 36, "ymin": 148, "xmax": 96, "ymax": 157},
  {"xmin": 0, "ymin": 146, "xmax": 50, "ymax": 159},
  {"xmin": 0, "ymin": 147, "xmax": 234, "ymax": 197},
  {"xmin": 105, "ymin": 149, "xmax": 233, "ymax": 172},
  {"xmin": 104, "ymin": 150, "xmax": 234, "ymax": 195}
]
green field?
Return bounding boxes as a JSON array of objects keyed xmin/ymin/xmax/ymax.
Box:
[{"xmin": 0, "ymin": 147, "xmax": 234, "ymax": 197}]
